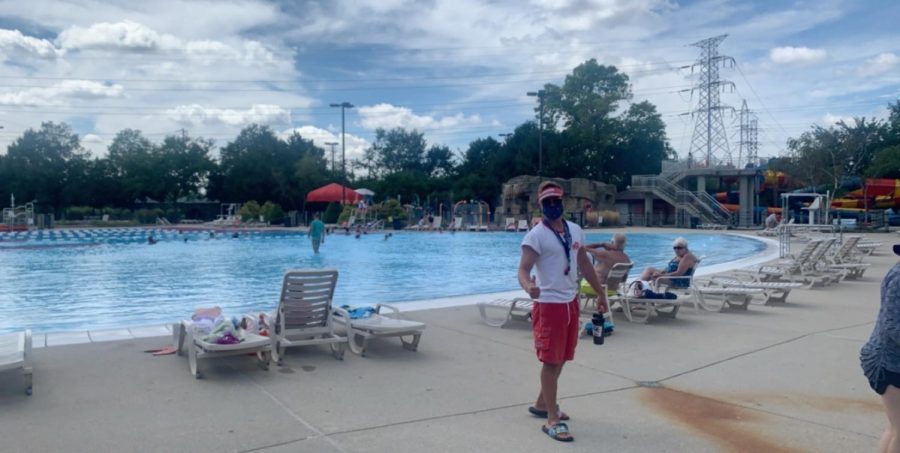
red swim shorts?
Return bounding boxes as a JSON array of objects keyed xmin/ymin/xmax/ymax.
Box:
[{"xmin": 531, "ymin": 298, "xmax": 579, "ymax": 365}]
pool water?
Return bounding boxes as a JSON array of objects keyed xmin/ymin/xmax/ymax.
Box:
[{"xmin": 0, "ymin": 229, "xmax": 765, "ymax": 333}]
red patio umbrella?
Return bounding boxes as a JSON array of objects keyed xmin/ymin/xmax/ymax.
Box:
[{"xmin": 305, "ymin": 183, "xmax": 362, "ymax": 204}]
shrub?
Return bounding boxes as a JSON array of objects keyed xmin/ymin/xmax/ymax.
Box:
[
  {"xmin": 101, "ymin": 207, "xmax": 132, "ymax": 221},
  {"xmin": 260, "ymin": 201, "xmax": 284, "ymax": 223},
  {"xmin": 374, "ymin": 199, "xmax": 405, "ymax": 221},
  {"xmin": 135, "ymin": 208, "xmax": 164, "ymax": 224},
  {"xmin": 239, "ymin": 200, "xmax": 261, "ymax": 221},
  {"xmin": 65, "ymin": 206, "xmax": 95, "ymax": 220}
]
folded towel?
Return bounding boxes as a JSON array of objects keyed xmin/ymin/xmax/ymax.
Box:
[{"xmin": 340, "ymin": 305, "xmax": 378, "ymax": 319}]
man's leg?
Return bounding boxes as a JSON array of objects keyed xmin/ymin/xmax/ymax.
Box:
[
  {"xmin": 880, "ymin": 385, "xmax": 900, "ymax": 453},
  {"xmin": 535, "ymin": 362, "xmax": 565, "ymax": 412}
]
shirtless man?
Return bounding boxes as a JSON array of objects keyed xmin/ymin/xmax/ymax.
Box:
[{"xmin": 583, "ymin": 233, "xmax": 630, "ymax": 312}]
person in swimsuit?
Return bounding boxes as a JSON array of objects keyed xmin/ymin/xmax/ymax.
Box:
[{"xmin": 639, "ymin": 237, "xmax": 697, "ymax": 288}]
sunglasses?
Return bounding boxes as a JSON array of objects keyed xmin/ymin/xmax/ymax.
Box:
[
  {"xmin": 541, "ymin": 198, "xmax": 563, "ymax": 207},
  {"xmin": 673, "ymin": 246, "xmax": 685, "ymax": 250}
]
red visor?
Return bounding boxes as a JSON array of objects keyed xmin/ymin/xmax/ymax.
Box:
[{"xmin": 538, "ymin": 186, "xmax": 564, "ymax": 202}]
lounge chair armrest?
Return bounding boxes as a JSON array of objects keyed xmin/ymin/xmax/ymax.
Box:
[
  {"xmin": 653, "ymin": 275, "xmax": 693, "ymax": 291},
  {"xmin": 333, "ymin": 306, "xmax": 351, "ymax": 321},
  {"xmin": 375, "ymin": 303, "xmax": 402, "ymax": 318},
  {"xmin": 24, "ymin": 329, "xmax": 32, "ymax": 365}
]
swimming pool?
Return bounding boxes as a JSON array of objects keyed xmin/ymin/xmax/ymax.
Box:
[{"xmin": 0, "ymin": 228, "xmax": 766, "ymax": 333}]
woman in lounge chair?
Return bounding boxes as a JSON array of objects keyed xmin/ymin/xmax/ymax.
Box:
[
  {"xmin": 860, "ymin": 244, "xmax": 900, "ymax": 453},
  {"xmin": 639, "ymin": 237, "xmax": 697, "ymax": 288}
]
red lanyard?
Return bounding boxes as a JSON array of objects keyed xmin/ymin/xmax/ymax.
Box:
[{"xmin": 542, "ymin": 220, "xmax": 571, "ymax": 275}]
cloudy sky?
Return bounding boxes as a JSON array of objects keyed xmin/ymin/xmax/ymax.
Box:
[{"xmin": 0, "ymin": 0, "xmax": 897, "ymax": 169}]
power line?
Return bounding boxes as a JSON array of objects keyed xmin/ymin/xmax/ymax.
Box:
[{"xmin": 0, "ymin": 60, "xmax": 692, "ymax": 85}]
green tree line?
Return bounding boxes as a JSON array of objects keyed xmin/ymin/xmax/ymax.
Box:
[
  {"xmin": 770, "ymin": 100, "xmax": 900, "ymax": 193},
  {"xmin": 0, "ymin": 60, "xmax": 678, "ymax": 217}
]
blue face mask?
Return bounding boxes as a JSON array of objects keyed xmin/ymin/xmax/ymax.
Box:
[{"xmin": 542, "ymin": 203, "xmax": 563, "ymax": 220}]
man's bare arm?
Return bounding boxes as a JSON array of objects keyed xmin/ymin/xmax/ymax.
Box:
[
  {"xmin": 518, "ymin": 246, "xmax": 540, "ymax": 299},
  {"xmin": 578, "ymin": 247, "xmax": 606, "ymax": 311}
]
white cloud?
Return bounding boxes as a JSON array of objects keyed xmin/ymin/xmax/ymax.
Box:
[
  {"xmin": 769, "ymin": 46, "xmax": 827, "ymax": 65},
  {"xmin": 57, "ymin": 20, "xmax": 277, "ymax": 66},
  {"xmin": 58, "ymin": 20, "xmax": 168, "ymax": 50},
  {"xmin": 82, "ymin": 134, "xmax": 104, "ymax": 144},
  {"xmin": 165, "ymin": 104, "xmax": 291, "ymax": 127},
  {"xmin": 357, "ymin": 103, "xmax": 481, "ymax": 131},
  {"xmin": 858, "ymin": 52, "xmax": 899, "ymax": 77},
  {"xmin": 0, "ymin": 29, "xmax": 60, "ymax": 58},
  {"xmin": 280, "ymin": 126, "xmax": 370, "ymax": 162},
  {"xmin": 0, "ymin": 80, "xmax": 123, "ymax": 106},
  {"xmin": 822, "ymin": 113, "xmax": 852, "ymax": 126}
]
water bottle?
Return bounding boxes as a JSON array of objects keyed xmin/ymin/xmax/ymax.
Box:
[{"xmin": 592, "ymin": 312, "xmax": 605, "ymax": 345}]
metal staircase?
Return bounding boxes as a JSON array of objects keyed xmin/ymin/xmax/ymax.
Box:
[{"xmin": 631, "ymin": 175, "xmax": 732, "ymax": 227}]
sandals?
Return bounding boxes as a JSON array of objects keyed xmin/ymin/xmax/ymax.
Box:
[
  {"xmin": 542, "ymin": 422, "xmax": 573, "ymax": 442},
  {"xmin": 528, "ymin": 405, "xmax": 570, "ymax": 421}
]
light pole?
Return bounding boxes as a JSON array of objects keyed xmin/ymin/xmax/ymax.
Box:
[
  {"xmin": 498, "ymin": 132, "xmax": 512, "ymax": 142},
  {"xmin": 526, "ymin": 90, "xmax": 545, "ymax": 178},
  {"xmin": 330, "ymin": 102, "xmax": 354, "ymax": 204},
  {"xmin": 325, "ymin": 141, "xmax": 338, "ymax": 177}
]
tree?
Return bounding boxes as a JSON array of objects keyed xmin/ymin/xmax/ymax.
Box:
[
  {"xmin": 211, "ymin": 125, "xmax": 326, "ymax": 211},
  {"xmin": 107, "ymin": 129, "xmax": 157, "ymax": 204},
  {"xmin": 609, "ymin": 101, "xmax": 675, "ymax": 187},
  {"xmin": 4, "ymin": 122, "xmax": 88, "ymax": 213},
  {"xmin": 866, "ymin": 145, "xmax": 900, "ymax": 179},
  {"xmin": 541, "ymin": 59, "xmax": 631, "ymax": 132},
  {"xmin": 366, "ymin": 128, "xmax": 428, "ymax": 174},
  {"xmin": 156, "ymin": 134, "xmax": 215, "ymax": 203}
]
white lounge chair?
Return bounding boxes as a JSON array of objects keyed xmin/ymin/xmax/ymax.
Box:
[
  {"xmin": 477, "ymin": 297, "xmax": 534, "ymax": 327},
  {"xmin": 505, "ymin": 218, "xmax": 516, "ymax": 231},
  {"xmin": 707, "ymin": 277, "xmax": 804, "ymax": 305},
  {"xmin": 579, "ymin": 262, "xmax": 633, "ymax": 315},
  {"xmin": 333, "ymin": 304, "xmax": 426, "ymax": 356},
  {"xmin": 692, "ymin": 285, "xmax": 765, "ymax": 311},
  {"xmin": 174, "ymin": 321, "xmax": 271, "ymax": 379},
  {"xmin": 0, "ymin": 329, "xmax": 32, "ymax": 395},
  {"xmin": 517, "ymin": 219, "xmax": 529, "ymax": 232},
  {"xmin": 452, "ymin": 217, "xmax": 463, "ymax": 230},
  {"xmin": 620, "ymin": 281, "xmax": 685, "ymax": 323},
  {"xmin": 619, "ymin": 257, "xmax": 706, "ymax": 322},
  {"xmin": 824, "ymin": 236, "xmax": 870, "ymax": 279},
  {"xmin": 262, "ymin": 269, "xmax": 349, "ymax": 364}
]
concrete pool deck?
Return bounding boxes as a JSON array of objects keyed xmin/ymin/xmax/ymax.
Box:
[{"xmin": 0, "ymin": 230, "xmax": 892, "ymax": 452}]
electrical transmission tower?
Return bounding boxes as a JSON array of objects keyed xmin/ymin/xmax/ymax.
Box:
[
  {"xmin": 688, "ymin": 34, "xmax": 735, "ymax": 167},
  {"xmin": 738, "ymin": 99, "xmax": 759, "ymax": 168}
]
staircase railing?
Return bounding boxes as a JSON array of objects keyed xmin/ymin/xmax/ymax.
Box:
[
  {"xmin": 695, "ymin": 191, "xmax": 733, "ymax": 224},
  {"xmin": 631, "ymin": 175, "xmax": 731, "ymax": 226}
]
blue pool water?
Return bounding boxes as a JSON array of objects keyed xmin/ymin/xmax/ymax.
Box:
[{"xmin": 0, "ymin": 228, "xmax": 765, "ymax": 333}]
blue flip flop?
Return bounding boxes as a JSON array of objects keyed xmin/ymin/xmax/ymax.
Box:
[{"xmin": 542, "ymin": 422, "xmax": 573, "ymax": 442}]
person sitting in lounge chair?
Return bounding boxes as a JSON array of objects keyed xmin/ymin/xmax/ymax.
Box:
[
  {"xmin": 582, "ymin": 233, "xmax": 630, "ymax": 304},
  {"xmin": 639, "ymin": 237, "xmax": 697, "ymax": 288},
  {"xmin": 765, "ymin": 212, "xmax": 779, "ymax": 230}
]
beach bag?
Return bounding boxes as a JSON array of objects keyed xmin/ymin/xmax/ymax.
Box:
[{"xmin": 640, "ymin": 289, "xmax": 678, "ymax": 300}]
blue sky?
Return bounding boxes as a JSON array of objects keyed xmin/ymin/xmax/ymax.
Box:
[{"xmin": 0, "ymin": 0, "xmax": 896, "ymax": 170}]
